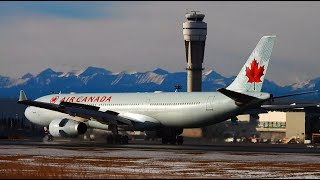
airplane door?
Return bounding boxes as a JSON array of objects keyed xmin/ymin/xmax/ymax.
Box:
[
  {"xmin": 206, "ymin": 96, "xmax": 215, "ymax": 111},
  {"xmin": 144, "ymin": 99, "xmax": 150, "ymax": 111}
]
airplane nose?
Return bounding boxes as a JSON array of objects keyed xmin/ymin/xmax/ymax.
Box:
[
  {"xmin": 24, "ymin": 106, "xmax": 33, "ymax": 122},
  {"xmin": 24, "ymin": 106, "xmax": 46, "ymax": 126}
]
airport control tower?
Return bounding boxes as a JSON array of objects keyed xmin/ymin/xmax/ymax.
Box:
[{"xmin": 183, "ymin": 10, "xmax": 207, "ymax": 92}]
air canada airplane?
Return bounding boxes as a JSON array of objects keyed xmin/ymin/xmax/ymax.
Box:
[{"xmin": 18, "ymin": 36, "xmax": 319, "ymax": 145}]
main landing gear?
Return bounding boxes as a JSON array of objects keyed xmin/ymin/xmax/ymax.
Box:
[
  {"xmin": 162, "ymin": 135, "xmax": 184, "ymax": 145},
  {"xmin": 161, "ymin": 128, "xmax": 184, "ymax": 145},
  {"xmin": 106, "ymin": 124, "xmax": 129, "ymax": 144}
]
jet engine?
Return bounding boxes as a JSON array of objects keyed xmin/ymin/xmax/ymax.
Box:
[{"xmin": 48, "ymin": 118, "xmax": 87, "ymax": 137}]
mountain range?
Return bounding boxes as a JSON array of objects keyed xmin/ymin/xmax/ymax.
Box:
[{"xmin": 0, "ymin": 66, "xmax": 319, "ymax": 99}]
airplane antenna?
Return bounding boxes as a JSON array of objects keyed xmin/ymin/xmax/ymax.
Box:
[
  {"xmin": 174, "ymin": 84, "xmax": 182, "ymax": 92},
  {"xmin": 190, "ymin": 10, "xmax": 200, "ymax": 15}
]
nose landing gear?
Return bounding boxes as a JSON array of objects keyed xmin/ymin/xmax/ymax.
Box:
[{"xmin": 43, "ymin": 126, "xmax": 53, "ymax": 142}]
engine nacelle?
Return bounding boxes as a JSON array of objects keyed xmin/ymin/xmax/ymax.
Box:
[{"xmin": 49, "ymin": 118, "xmax": 87, "ymax": 137}]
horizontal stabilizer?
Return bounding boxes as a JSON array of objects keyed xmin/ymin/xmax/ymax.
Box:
[
  {"xmin": 217, "ymin": 88, "xmax": 258, "ymax": 105},
  {"xmin": 272, "ymin": 90, "xmax": 320, "ymax": 99},
  {"xmin": 262, "ymin": 104, "xmax": 320, "ymax": 111}
]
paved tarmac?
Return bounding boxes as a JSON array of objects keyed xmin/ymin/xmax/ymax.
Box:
[
  {"xmin": 1, "ymin": 138, "xmax": 320, "ymax": 154},
  {"xmin": 0, "ymin": 139, "xmax": 320, "ymax": 178}
]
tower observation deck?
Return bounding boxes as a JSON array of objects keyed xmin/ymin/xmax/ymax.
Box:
[{"xmin": 183, "ymin": 10, "xmax": 207, "ymax": 92}]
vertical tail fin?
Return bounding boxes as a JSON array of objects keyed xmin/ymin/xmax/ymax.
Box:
[{"xmin": 226, "ymin": 36, "xmax": 276, "ymax": 92}]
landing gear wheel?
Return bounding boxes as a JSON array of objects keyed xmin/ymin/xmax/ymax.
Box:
[
  {"xmin": 106, "ymin": 135, "xmax": 114, "ymax": 144},
  {"xmin": 48, "ymin": 134, "xmax": 53, "ymax": 141},
  {"xmin": 106, "ymin": 133, "xmax": 129, "ymax": 144},
  {"xmin": 169, "ymin": 137, "xmax": 177, "ymax": 145},
  {"xmin": 162, "ymin": 137, "xmax": 169, "ymax": 144},
  {"xmin": 120, "ymin": 135, "xmax": 129, "ymax": 144},
  {"xmin": 161, "ymin": 128, "xmax": 184, "ymax": 145},
  {"xmin": 176, "ymin": 136, "xmax": 184, "ymax": 145},
  {"xmin": 43, "ymin": 134, "xmax": 53, "ymax": 142}
]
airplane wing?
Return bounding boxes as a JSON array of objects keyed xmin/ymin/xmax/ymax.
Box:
[
  {"xmin": 59, "ymin": 101, "xmax": 133, "ymax": 126},
  {"xmin": 18, "ymin": 90, "xmax": 133, "ymax": 127}
]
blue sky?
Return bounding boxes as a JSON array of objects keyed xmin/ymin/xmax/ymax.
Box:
[{"xmin": 0, "ymin": 1, "xmax": 320, "ymax": 86}]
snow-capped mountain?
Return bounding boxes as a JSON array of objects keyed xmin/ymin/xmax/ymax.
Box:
[{"xmin": 0, "ymin": 66, "xmax": 319, "ymax": 99}]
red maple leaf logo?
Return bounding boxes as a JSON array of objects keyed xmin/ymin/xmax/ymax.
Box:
[
  {"xmin": 245, "ymin": 58, "xmax": 265, "ymax": 90},
  {"xmin": 50, "ymin": 96, "xmax": 59, "ymax": 104},
  {"xmin": 245, "ymin": 58, "xmax": 265, "ymax": 83}
]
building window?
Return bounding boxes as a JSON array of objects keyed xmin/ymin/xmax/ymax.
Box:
[
  {"xmin": 258, "ymin": 121, "xmax": 286, "ymax": 129},
  {"xmin": 281, "ymin": 122, "xmax": 286, "ymax": 128}
]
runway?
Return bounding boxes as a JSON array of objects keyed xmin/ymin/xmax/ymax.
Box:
[
  {"xmin": 1, "ymin": 138, "xmax": 320, "ymax": 154},
  {"xmin": 0, "ymin": 139, "xmax": 320, "ymax": 178}
]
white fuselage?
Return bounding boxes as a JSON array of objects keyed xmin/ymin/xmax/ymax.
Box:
[{"xmin": 24, "ymin": 91, "xmax": 270, "ymax": 131}]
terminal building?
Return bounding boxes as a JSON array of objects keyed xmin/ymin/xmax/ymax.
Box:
[
  {"xmin": 234, "ymin": 110, "xmax": 320, "ymax": 144},
  {"xmin": 257, "ymin": 111, "xmax": 305, "ymax": 143}
]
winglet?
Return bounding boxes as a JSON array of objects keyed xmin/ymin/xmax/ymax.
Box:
[{"xmin": 19, "ymin": 90, "xmax": 27, "ymax": 101}]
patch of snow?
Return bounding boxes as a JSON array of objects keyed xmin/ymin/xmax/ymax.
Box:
[
  {"xmin": 5, "ymin": 78, "xmax": 28, "ymax": 87},
  {"xmin": 214, "ymin": 79, "xmax": 227, "ymax": 86},
  {"xmin": 111, "ymin": 73, "xmax": 124, "ymax": 85},
  {"xmin": 203, "ymin": 69, "xmax": 213, "ymax": 76},
  {"xmin": 136, "ymin": 72, "xmax": 166, "ymax": 85},
  {"xmin": 58, "ymin": 72, "xmax": 69, "ymax": 77},
  {"xmin": 291, "ymin": 78, "xmax": 314, "ymax": 90},
  {"xmin": 74, "ymin": 69, "xmax": 86, "ymax": 77}
]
